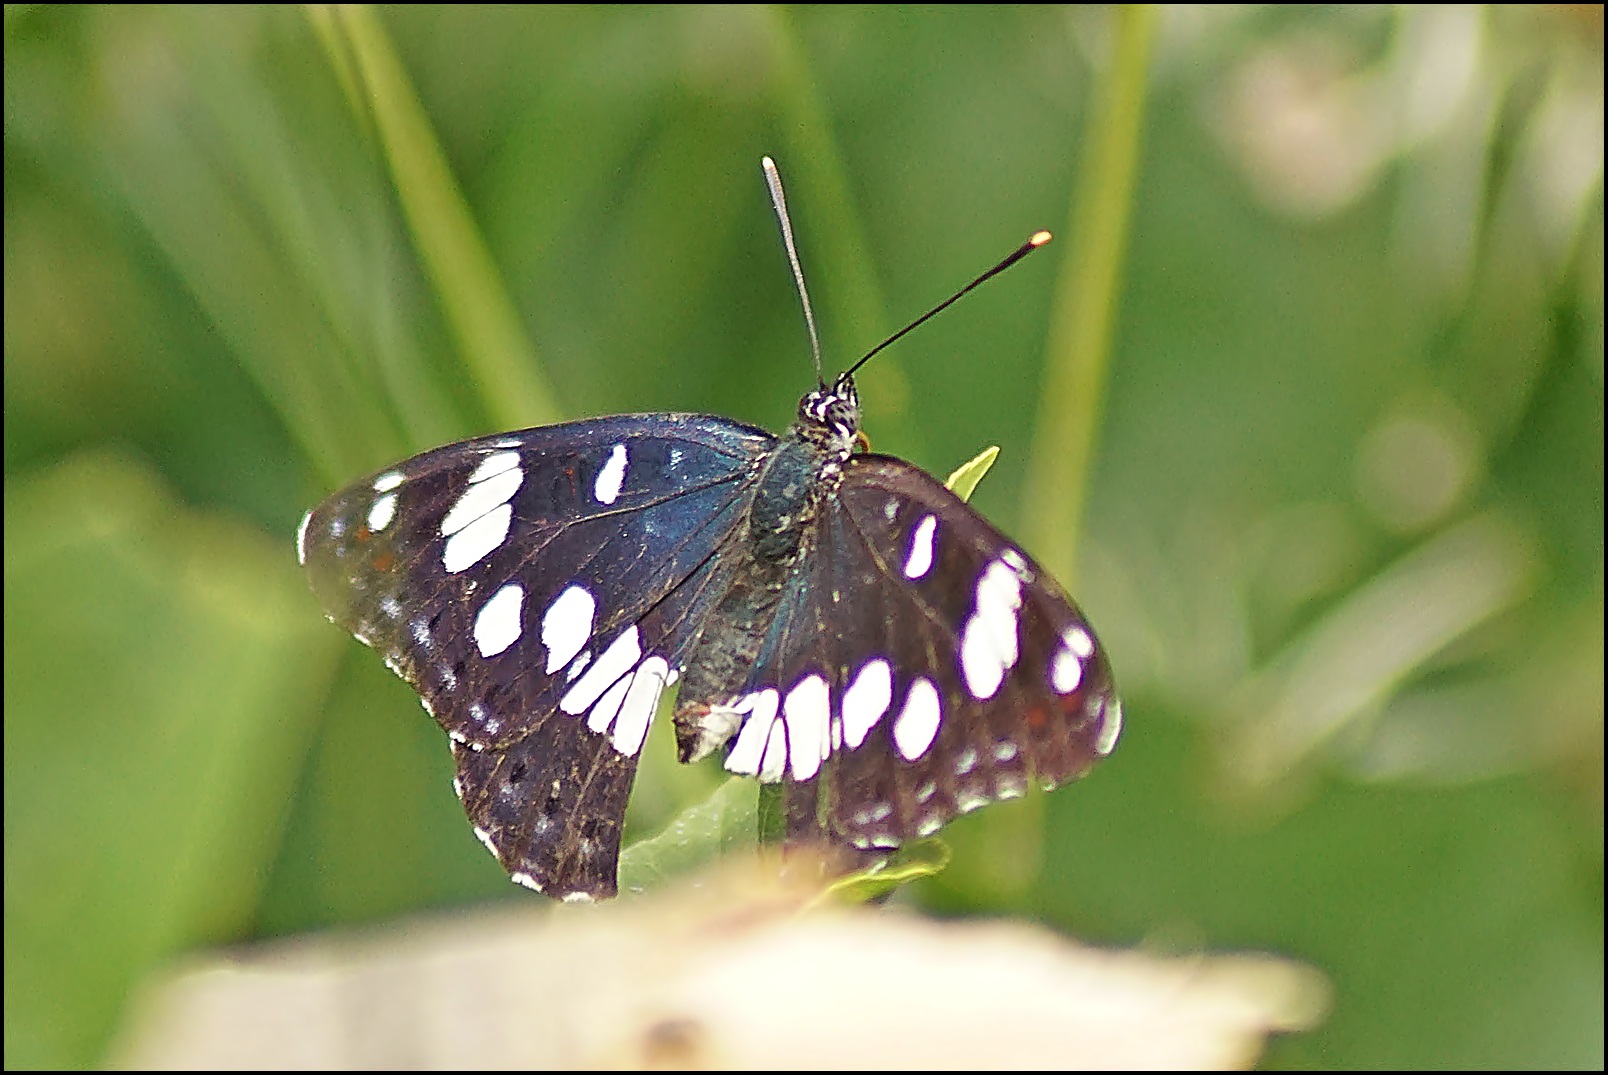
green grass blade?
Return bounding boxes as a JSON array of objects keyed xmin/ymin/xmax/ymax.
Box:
[
  {"xmin": 333, "ymin": 6, "xmax": 562, "ymax": 431},
  {"xmin": 1022, "ymin": 4, "xmax": 1157, "ymax": 585}
]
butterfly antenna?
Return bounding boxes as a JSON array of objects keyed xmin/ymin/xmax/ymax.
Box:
[
  {"xmin": 762, "ymin": 156, "xmax": 825, "ymax": 387},
  {"xmin": 843, "ymin": 230, "xmax": 1053, "ymax": 380}
]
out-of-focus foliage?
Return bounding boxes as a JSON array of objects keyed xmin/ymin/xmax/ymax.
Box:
[{"xmin": 4, "ymin": 5, "xmax": 1600, "ymax": 1069}]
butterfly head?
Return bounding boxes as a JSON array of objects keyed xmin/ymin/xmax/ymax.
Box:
[{"xmin": 797, "ymin": 372, "xmax": 862, "ymax": 448}]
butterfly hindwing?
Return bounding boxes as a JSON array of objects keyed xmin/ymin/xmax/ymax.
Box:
[
  {"xmin": 450, "ymin": 730, "xmax": 635, "ymax": 901},
  {"xmin": 717, "ymin": 453, "xmax": 1120, "ymax": 851}
]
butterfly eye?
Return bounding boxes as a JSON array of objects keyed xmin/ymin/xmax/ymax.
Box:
[
  {"xmin": 825, "ymin": 397, "xmax": 858, "ymax": 435},
  {"xmin": 798, "ymin": 391, "xmax": 827, "ymax": 423}
]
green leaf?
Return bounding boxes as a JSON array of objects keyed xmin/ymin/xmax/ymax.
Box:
[
  {"xmin": 818, "ymin": 839, "xmax": 952, "ymax": 906},
  {"xmin": 617, "ymin": 777, "xmax": 758, "ymax": 896},
  {"xmin": 756, "ymin": 783, "xmax": 787, "ymax": 846},
  {"xmin": 944, "ymin": 445, "xmax": 1000, "ymax": 503}
]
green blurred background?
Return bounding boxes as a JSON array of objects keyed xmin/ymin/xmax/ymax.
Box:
[{"xmin": 4, "ymin": 5, "xmax": 1601, "ymax": 1069}]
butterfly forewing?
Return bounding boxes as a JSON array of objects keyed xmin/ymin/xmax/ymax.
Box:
[{"xmin": 299, "ymin": 414, "xmax": 774, "ymax": 897}]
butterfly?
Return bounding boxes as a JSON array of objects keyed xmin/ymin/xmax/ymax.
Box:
[{"xmin": 297, "ymin": 159, "xmax": 1120, "ymax": 901}]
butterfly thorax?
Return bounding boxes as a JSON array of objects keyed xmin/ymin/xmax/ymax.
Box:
[
  {"xmin": 749, "ymin": 378, "xmax": 859, "ymax": 558},
  {"xmin": 670, "ymin": 378, "xmax": 860, "ymax": 762}
]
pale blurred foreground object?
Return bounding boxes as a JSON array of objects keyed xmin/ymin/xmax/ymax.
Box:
[{"xmin": 111, "ymin": 859, "xmax": 1327, "ymax": 1070}]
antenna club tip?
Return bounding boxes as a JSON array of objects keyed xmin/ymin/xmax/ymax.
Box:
[
  {"xmin": 762, "ymin": 155, "xmax": 778, "ymax": 170},
  {"xmin": 1030, "ymin": 230, "xmax": 1053, "ymax": 247}
]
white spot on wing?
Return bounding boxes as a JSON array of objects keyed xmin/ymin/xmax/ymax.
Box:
[
  {"xmin": 295, "ymin": 510, "xmax": 313, "ymax": 566},
  {"xmin": 841, "ymin": 658, "xmax": 893, "ymax": 749},
  {"xmin": 468, "ymin": 450, "xmax": 521, "ymax": 484},
  {"xmin": 902, "ymin": 514, "xmax": 938, "ymax": 580},
  {"xmin": 473, "ymin": 582, "xmax": 524, "ymax": 658},
  {"xmin": 367, "ymin": 492, "xmax": 398, "ymax": 533},
  {"xmin": 758, "ymin": 718, "xmax": 788, "ymax": 783},
  {"xmin": 612, "ymin": 656, "xmax": 668, "ymax": 756},
  {"xmin": 511, "ymin": 872, "xmax": 542, "ymax": 892},
  {"xmin": 541, "ymin": 585, "xmax": 596, "ymax": 674},
  {"xmin": 1051, "ymin": 648, "xmax": 1083, "ymax": 694},
  {"xmin": 442, "ymin": 502, "xmax": 513, "ymax": 573},
  {"xmin": 594, "ymin": 443, "xmax": 628, "ymax": 504},
  {"xmin": 585, "ymin": 674, "xmax": 632, "ymax": 735},
  {"xmin": 372, "ymin": 471, "xmax": 405, "ymax": 493},
  {"xmin": 560, "ymin": 626, "xmax": 641, "ymax": 715},
  {"xmin": 1063, "ymin": 625, "xmax": 1094, "ymax": 658},
  {"xmin": 893, "ymin": 677, "xmax": 942, "ymax": 761},
  {"xmin": 784, "ymin": 674, "xmax": 830, "ymax": 781},
  {"xmin": 440, "ymin": 466, "xmax": 523, "ymax": 536},
  {"xmin": 957, "ymin": 791, "xmax": 991, "ymax": 814},
  {"xmin": 724, "ymin": 689, "xmax": 779, "ymax": 776},
  {"xmin": 958, "ymin": 559, "xmax": 1023, "ymax": 700},
  {"xmin": 1095, "ymin": 697, "xmax": 1123, "ymax": 756}
]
